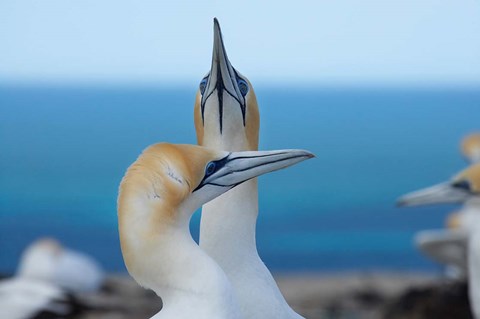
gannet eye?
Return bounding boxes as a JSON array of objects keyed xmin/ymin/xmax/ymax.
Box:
[
  {"xmin": 452, "ymin": 180, "xmax": 471, "ymax": 191},
  {"xmin": 237, "ymin": 79, "xmax": 248, "ymax": 96},
  {"xmin": 199, "ymin": 77, "xmax": 208, "ymax": 95},
  {"xmin": 205, "ymin": 162, "xmax": 216, "ymax": 176}
]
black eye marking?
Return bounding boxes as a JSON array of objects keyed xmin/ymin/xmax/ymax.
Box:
[
  {"xmin": 199, "ymin": 77, "xmax": 208, "ymax": 95},
  {"xmin": 452, "ymin": 180, "xmax": 471, "ymax": 191},
  {"xmin": 200, "ymin": 67, "xmax": 248, "ymax": 131},
  {"xmin": 237, "ymin": 79, "xmax": 248, "ymax": 96},
  {"xmin": 192, "ymin": 154, "xmax": 231, "ymax": 192}
]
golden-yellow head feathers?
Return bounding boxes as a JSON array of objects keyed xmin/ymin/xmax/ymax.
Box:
[
  {"xmin": 461, "ymin": 133, "xmax": 480, "ymax": 163},
  {"xmin": 118, "ymin": 143, "xmax": 217, "ymax": 220},
  {"xmin": 452, "ymin": 162, "xmax": 480, "ymax": 194},
  {"xmin": 194, "ymin": 83, "xmax": 259, "ymax": 151},
  {"xmin": 117, "ymin": 143, "xmax": 220, "ymax": 278}
]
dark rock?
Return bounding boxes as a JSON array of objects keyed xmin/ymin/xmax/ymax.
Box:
[{"xmin": 382, "ymin": 281, "xmax": 472, "ymax": 319}]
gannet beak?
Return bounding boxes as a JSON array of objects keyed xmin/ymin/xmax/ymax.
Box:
[
  {"xmin": 396, "ymin": 182, "xmax": 471, "ymax": 207},
  {"xmin": 200, "ymin": 18, "xmax": 246, "ymax": 127},
  {"xmin": 193, "ymin": 149, "xmax": 315, "ymax": 193}
]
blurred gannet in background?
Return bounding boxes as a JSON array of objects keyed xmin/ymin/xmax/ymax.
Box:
[
  {"xmin": 117, "ymin": 143, "xmax": 313, "ymax": 318},
  {"xmin": 397, "ymin": 163, "xmax": 480, "ymax": 318},
  {"xmin": 194, "ymin": 19, "xmax": 304, "ymax": 318},
  {"xmin": 17, "ymin": 237, "xmax": 104, "ymax": 293},
  {"xmin": 400, "ymin": 134, "xmax": 480, "ymax": 279},
  {"xmin": 413, "ymin": 224, "xmax": 468, "ymax": 279},
  {"xmin": 0, "ymin": 277, "xmax": 79, "ymax": 319},
  {"xmin": 0, "ymin": 237, "xmax": 99, "ymax": 319}
]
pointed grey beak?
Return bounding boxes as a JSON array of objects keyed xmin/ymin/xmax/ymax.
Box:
[
  {"xmin": 396, "ymin": 182, "xmax": 471, "ymax": 207},
  {"xmin": 200, "ymin": 18, "xmax": 246, "ymax": 130},
  {"xmin": 194, "ymin": 149, "xmax": 315, "ymax": 192}
]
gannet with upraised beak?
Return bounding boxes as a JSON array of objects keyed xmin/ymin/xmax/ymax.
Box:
[
  {"xmin": 194, "ymin": 18, "xmax": 304, "ymax": 318},
  {"xmin": 397, "ymin": 163, "xmax": 480, "ymax": 318},
  {"xmin": 118, "ymin": 143, "xmax": 313, "ymax": 319}
]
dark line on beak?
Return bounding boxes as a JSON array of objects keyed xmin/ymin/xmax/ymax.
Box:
[{"xmin": 216, "ymin": 60, "xmax": 224, "ymax": 133}]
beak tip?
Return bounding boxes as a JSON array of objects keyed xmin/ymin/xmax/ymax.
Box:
[{"xmin": 213, "ymin": 17, "xmax": 220, "ymax": 30}]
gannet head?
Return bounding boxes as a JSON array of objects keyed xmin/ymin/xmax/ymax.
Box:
[
  {"xmin": 194, "ymin": 18, "xmax": 259, "ymax": 151},
  {"xmin": 397, "ymin": 162, "xmax": 480, "ymax": 207},
  {"xmin": 461, "ymin": 133, "xmax": 480, "ymax": 163},
  {"xmin": 117, "ymin": 143, "xmax": 313, "ymax": 287}
]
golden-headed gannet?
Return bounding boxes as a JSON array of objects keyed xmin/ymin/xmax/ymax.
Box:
[
  {"xmin": 462, "ymin": 133, "xmax": 480, "ymax": 163},
  {"xmin": 117, "ymin": 143, "xmax": 313, "ymax": 319},
  {"xmin": 397, "ymin": 163, "xmax": 480, "ymax": 318},
  {"xmin": 16, "ymin": 238, "xmax": 104, "ymax": 293},
  {"xmin": 194, "ymin": 18, "xmax": 303, "ymax": 318}
]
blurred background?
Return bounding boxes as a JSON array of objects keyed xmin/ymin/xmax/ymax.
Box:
[{"xmin": 1, "ymin": 0, "xmax": 480, "ymax": 278}]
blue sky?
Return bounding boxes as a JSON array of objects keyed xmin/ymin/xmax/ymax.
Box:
[{"xmin": 1, "ymin": 0, "xmax": 480, "ymax": 86}]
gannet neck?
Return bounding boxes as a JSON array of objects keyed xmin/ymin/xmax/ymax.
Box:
[
  {"xmin": 200, "ymin": 180, "xmax": 259, "ymax": 261},
  {"xmin": 469, "ymin": 231, "xmax": 480, "ymax": 319},
  {"xmin": 466, "ymin": 197, "xmax": 480, "ymax": 207},
  {"xmin": 200, "ymin": 180, "xmax": 304, "ymax": 319},
  {"xmin": 118, "ymin": 145, "xmax": 239, "ymax": 318}
]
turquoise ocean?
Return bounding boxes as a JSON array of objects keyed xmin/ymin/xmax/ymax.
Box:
[{"xmin": 1, "ymin": 85, "xmax": 479, "ymax": 274}]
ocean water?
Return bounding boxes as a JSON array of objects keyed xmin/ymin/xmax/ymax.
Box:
[{"xmin": 1, "ymin": 85, "xmax": 479, "ymax": 274}]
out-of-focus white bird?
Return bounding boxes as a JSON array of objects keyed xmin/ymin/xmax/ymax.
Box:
[
  {"xmin": 398, "ymin": 162, "xmax": 480, "ymax": 318},
  {"xmin": 0, "ymin": 237, "xmax": 103, "ymax": 319},
  {"xmin": 16, "ymin": 237, "xmax": 104, "ymax": 293},
  {"xmin": 405, "ymin": 135, "xmax": 480, "ymax": 278},
  {"xmin": 0, "ymin": 277, "xmax": 78, "ymax": 319}
]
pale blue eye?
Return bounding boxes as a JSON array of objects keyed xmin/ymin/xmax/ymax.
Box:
[
  {"xmin": 199, "ymin": 78, "xmax": 208, "ymax": 95},
  {"xmin": 206, "ymin": 162, "xmax": 216, "ymax": 176},
  {"xmin": 237, "ymin": 79, "xmax": 248, "ymax": 96}
]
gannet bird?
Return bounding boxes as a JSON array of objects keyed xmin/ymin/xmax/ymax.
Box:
[
  {"xmin": 0, "ymin": 277, "xmax": 78, "ymax": 319},
  {"xmin": 0, "ymin": 238, "xmax": 99, "ymax": 319},
  {"xmin": 413, "ymin": 226, "xmax": 468, "ymax": 278},
  {"xmin": 17, "ymin": 238, "xmax": 104, "ymax": 293},
  {"xmin": 397, "ymin": 162, "xmax": 480, "ymax": 318},
  {"xmin": 462, "ymin": 133, "xmax": 480, "ymax": 163},
  {"xmin": 398, "ymin": 134, "xmax": 480, "ymax": 279},
  {"xmin": 117, "ymin": 143, "xmax": 313, "ymax": 319},
  {"xmin": 194, "ymin": 19, "xmax": 304, "ymax": 318}
]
